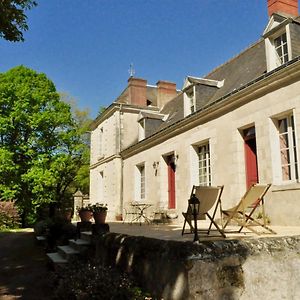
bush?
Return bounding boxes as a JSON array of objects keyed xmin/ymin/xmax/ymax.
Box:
[
  {"xmin": 54, "ymin": 258, "xmax": 148, "ymax": 300},
  {"xmin": 0, "ymin": 201, "xmax": 21, "ymax": 230}
]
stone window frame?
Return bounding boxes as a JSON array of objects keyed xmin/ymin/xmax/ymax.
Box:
[
  {"xmin": 277, "ymin": 113, "xmax": 298, "ymax": 182},
  {"xmin": 271, "ymin": 110, "xmax": 299, "ymax": 184}
]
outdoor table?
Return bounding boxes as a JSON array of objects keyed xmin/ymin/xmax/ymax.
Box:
[{"xmin": 130, "ymin": 203, "xmax": 153, "ymax": 225}]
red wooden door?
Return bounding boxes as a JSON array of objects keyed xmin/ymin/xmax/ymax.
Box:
[
  {"xmin": 244, "ymin": 129, "xmax": 258, "ymax": 188},
  {"xmin": 167, "ymin": 155, "xmax": 176, "ymax": 209}
]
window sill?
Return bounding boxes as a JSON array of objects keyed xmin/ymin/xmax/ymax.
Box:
[{"xmin": 272, "ymin": 181, "xmax": 300, "ymax": 192}]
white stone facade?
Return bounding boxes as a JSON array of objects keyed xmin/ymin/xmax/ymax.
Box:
[{"xmin": 90, "ymin": 6, "xmax": 300, "ymax": 225}]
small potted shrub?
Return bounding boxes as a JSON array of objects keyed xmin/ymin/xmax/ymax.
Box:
[
  {"xmin": 91, "ymin": 203, "xmax": 108, "ymax": 224},
  {"xmin": 77, "ymin": 205, "xmax": 93, "ymax": 222}
]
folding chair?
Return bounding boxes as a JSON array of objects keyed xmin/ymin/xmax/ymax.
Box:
[
  {"xmin": 182, "ymin": 185, "xmax": 225, "ymax": 238},
  {"xmin": 221, "ymin": 183, "xmax": 276, "ymax": 235}
]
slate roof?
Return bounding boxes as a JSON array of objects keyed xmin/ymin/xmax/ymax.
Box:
[{"xmin": 157, "ymin": 39, "xmax": 267, "ymax": 130}]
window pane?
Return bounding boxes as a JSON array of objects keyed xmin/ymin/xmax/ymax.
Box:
[
  {"xmin": 198, "ymin": 144, "xmax": 211, "ymax": 186},
  {"xmin": 282, "ymin": 33, "xmax": 287, "ymax": 43},
  {"xmin": 278, "ymin": 118, "xmax": 288, "ymax": 133},
  {"xmin": 274, "ymin": 37, "xmax": 281, "ymax": 47},
  {"xmin": 282, "ymin": 165, "xmax": 291, "ymax": 180},
  {"xmin": 279, "ymin": 133, "xmax": 289, "ymax": 149},
  {"xmin": 280, "ymin": 149, "xmax": 290, "ymax": 165}
]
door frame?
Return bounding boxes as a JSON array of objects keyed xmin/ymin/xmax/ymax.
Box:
[
  {"xmin": 163, "ymin": 153, "xmax": 176, "ymax": 209},
  {"xmin": 243, "ymin": 126, "xmax": 258, "ymax": 188}
]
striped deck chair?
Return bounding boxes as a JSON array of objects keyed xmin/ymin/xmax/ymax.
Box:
[
  {"xmin": 182, "ymin": 185, "xmax": 225, "ymax": 238},
  {"xmin": 221, "ymin": 183, "xmax": 276, "ymax": 235}
]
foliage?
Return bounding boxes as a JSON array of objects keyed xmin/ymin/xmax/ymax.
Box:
[
  {"xmin": 0, "ymin": 66, "xmax": 90, "ymax": 226},
  {"xmin": 60, "ymin": 93, "xmax": 91, "ymax": 196},
  {"xmin": 77, "ymin": 204, "xmax": 92, "ymax": 213},
  {"xmin": 90, "ymin": 202, "xmax": 108, "ymax": 213},
  {"xmin": 54, "ymin": 258, "xmax": 148, "ymax": 300},
  {"xmin": 0, "ymin": 201, "xmax": 21, "ymax": 229},
  {"xmin": 0, "ymin": 0, "xmax": 37, "ymax": 42},
  {"xmin": 98, "ymin": 105, "xmax": 106, "ymax": 116}
]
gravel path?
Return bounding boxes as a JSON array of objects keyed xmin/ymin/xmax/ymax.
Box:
[{"xmin": 0, "ymin": 229, "xmax": 53, "ymax": 300}]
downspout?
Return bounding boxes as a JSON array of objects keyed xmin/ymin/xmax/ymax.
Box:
[{"xmin": 118, "ymin": 104, "xmax": 124, "ymax": 219}]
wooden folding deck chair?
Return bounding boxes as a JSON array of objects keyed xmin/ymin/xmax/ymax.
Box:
[
  {"xmin": 221, "ymin": 183, "xmax": 276, "ymax": 235},
  {"xmin": 182, "ymin": 185, "xmax": 225, "ymax": 238}
]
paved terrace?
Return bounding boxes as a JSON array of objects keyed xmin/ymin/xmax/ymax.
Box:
[
  {"xmin": 93, "ymin": 221, "xmax": 300, "ymax": 299},
  {"xmin": 108, "ymin": 221, "xmax": 300, "ymax": 241}
]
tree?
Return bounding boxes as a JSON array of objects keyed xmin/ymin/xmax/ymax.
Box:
[
  {"xmin": 60, "ymin": 93, "xmax": 92, "ymax": 195},
  {"xmin": 0, "ymin": 0, "xmax": 37, "ymax": 42},
  {"xmin": 0, "ymin": 66, "xmax": 89, "ymax": 225}
]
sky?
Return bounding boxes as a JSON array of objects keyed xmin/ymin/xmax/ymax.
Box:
[{"xmin": 1, "ymin": 0, "xmax": 269, "ymax": 118}]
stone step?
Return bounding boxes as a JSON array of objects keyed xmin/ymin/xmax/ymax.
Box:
[
  {"xmin": 46, "ymin": 252, "xmax": 67, "ymax": 267},
  {"xmin": 36, "ymin": 235, "xmax": 46, "ymax": 241},
  {"xmin": 80, "ymin": 231, "xmax": 92, "ymax": 242},
  {"xmin": 36, "ymin": 235, "xmax": 47, "ymax": 246},
  {"xmin": 57, "ymin": 245, "xmax": 80, "ymax": 260},
  {"xmin": 69, "ymin": 238, "xmax": 91, "ymax": 251}
]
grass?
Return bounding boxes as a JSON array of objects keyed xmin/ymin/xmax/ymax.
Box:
[{"xmin": 0, "ymin": 228, "xmax": 33, "ymax": 233}]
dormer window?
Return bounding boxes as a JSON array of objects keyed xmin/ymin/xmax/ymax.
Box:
[
  {"xmin": 183, "ymin": 76, "xmax": 224, "ymax": 117},
  {"xmin": 263, "ymin": 13, "xmax": 297, "ymax": 72},
  {"xmin": 264, "ymin": 25, "xmax": 292, "ymax": 71}
]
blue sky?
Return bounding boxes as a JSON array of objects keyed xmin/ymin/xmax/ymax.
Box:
[{"xmin": 1, "ymin": 0, "xmax": 268, "ymax": 118}]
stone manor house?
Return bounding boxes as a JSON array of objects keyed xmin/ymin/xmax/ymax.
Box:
[{"xmin": 89, "ymin": 0, "xmax": 300, "ymax": 226}]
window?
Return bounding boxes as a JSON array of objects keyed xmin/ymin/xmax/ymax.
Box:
[
  {"xmin": 274, "ymin": 33, "xmax": 288, "ymax": 65},
  {"xmin": 183, "ymin": 88, "xmax": 195, "ymax": 116},
  {"xmin": 136, "ymin": 164, "xmax": 145, "ymax": 200},
  {"xmin": 189, "ymin": 92, "xmax": 195, "ymax": 114},
  {"xmin": 198, "ymin": 143, "xmax": 211, "ymax": 186},
  {"xmin": 278, "ymin": 114, "xmax": 298, "ymax": 181},
  {"xmin": 264, "ymin": 26, "xmax": 292, "ymax": 72},
  {"xmin": 99, "ymin": 171, "xmax": 104, "ymax": 201},
  {"xmin": 99, "ymin": 127, "xmax": 103, "ymax": 157}
]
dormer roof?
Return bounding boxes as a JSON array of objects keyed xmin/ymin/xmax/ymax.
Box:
[
  {"xmin": 263, "ymin": 13, "xmax": 291, "ymax": 36},
  {"xmin": 183, "ymin": 76, "xmax": 224, "ymax": 90}
]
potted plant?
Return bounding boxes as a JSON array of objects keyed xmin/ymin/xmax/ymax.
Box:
[
  {"xmin": 91, "ymin": 203, "xmax": 108, "ymax": 224},
  {"xmin": 77, "ymin": 205, "xmax": 93, "ymax": 222}
]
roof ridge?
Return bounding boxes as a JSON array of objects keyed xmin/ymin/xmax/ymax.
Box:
[{"xmin": 204, "ymin": 38, "xmax": 264, "ymax": 79}]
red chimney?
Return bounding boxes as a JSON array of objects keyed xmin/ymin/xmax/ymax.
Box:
[
  {"xmin": 127, "ymin": 77, "xmax": 147, "ymax": 106},
  {"xmin": 156, "ymin": 80, "xmax": 177, "ymax": 108},
  {"xmin": 267, "ymin": 0, "xmax": 299, "ymax": 17}
]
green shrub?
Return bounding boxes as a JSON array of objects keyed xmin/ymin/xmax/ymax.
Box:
[
  {"xmin": 54, "ymin": 258, "xmax": 149, "ymax": 300},
  {"xmin": 0, "ymin": 201, "xmax": 21, "ymax": 230}
]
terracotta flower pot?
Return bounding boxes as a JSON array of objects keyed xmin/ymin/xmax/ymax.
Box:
[
  {"xmin": 79, "ymin": 210, "xmax": 93, "ymax": 222},
  {"xmin": 93, "ymin": 211, "xmax": 107, "ymax": 224}
]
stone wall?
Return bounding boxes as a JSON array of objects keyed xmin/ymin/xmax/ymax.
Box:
[{"xmin": 94, "ymin": 233, "xmax": 300, "ymax": 299}]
